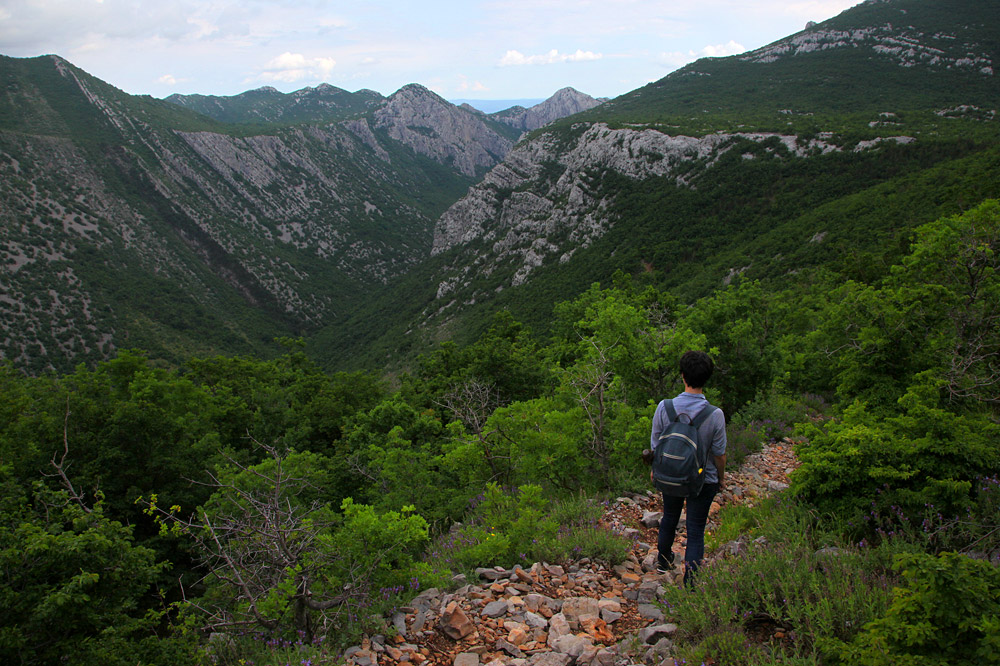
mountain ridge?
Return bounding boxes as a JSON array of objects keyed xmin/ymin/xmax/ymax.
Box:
[
  {"xmin": 310, "ymin": 0, "xmax": 1000, "ymax": 369},
  {"xmin": 0, "ymin": 55, "xmax": 601, "ymax": 372}
]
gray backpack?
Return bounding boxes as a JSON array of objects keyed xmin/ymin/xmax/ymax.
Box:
[{"xmin": 651, "ymin": 400, "xmax": 718, "ymax": 497}]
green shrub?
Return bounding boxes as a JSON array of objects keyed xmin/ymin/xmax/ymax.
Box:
[
  {"xmin": 0, "ymin": 479, "xmax": 193, "ymax": 666},
  {"xmin": 663, "ymin": 499, "xmax": 904, "ymax": 665},
  {"xmin": 792, "ymin": 373, "xmax": 1000, "ymax": 528},
  {"xmin": 836, "ymin": 551, "xmax": 1000, "ymax": 666},
  {"xmin": 428, "ymin": 485, "xmax": 630, "ymax": 573}
]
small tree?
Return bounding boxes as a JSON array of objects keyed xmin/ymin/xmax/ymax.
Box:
[{"xmin": 141, "ymin": 443, "xmax": 432, "ymax": 644}]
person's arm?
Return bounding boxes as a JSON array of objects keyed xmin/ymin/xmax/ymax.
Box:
[
  {"xmin": 649, "ymin": 401, "xmax": 665, "ymax": 483},
  {"xmin": 712, "ymin": 409, "xmax": 727, "ymax": 487},
  {"xmin": 714, "ymin": 453, "xmax": 727, "ymax": 487}
]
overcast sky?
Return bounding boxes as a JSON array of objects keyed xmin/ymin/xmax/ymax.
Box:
[{"xmin": 0, "ymin": 0, "xmax": 860, "ymax": 101}]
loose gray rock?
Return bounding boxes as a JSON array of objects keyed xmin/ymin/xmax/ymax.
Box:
[
  {"xmin": 639, "ymin": 624, "xmax": 678, "ymax": 645},
  {"xmin": 525, "ymin": 593, "xmax": 555, "ymax": 612},
  {"xmin": 530, "ymin": 653, "xmax": 573, "ymax": 666},
  {"xmin": 640, "ymin": 511, "xmax": 663, "ymax": 528},
  {"xmin": 496, "ymin": 638, "xmax": 525, "ymax": 658},
  {"xmin": 551, "ymin": 634, "xmax": 593, "ymax": 659},
  {"xmin": 482, "ymin": 600, "xmax": 509, "ymax": 618},
  {"xmin": 476, "ymin": 567, "xmax": 510, "ymax": 581},
  {"xmin": 601, "ymin": 609, "xmax": 623, "ymax": 624},
  {"xmin": 525, "ymin": 611, "xmax": 548, "ymax": 629},
  {"xmin": 391, "ymin": 611, "xmax": 407, "ymax": 638},
  {"xmin": 546, "ymin": 614, "xmax": 572, "ymax": 647},
  {"xmin": 454, "ymin": 652, "xmax": 481, "ymax": 666},
  {"xmin": 636, "ymin": 581, "xmax": 660, "ymax": 603},
  {"xmin": 644, "ymin": 637, "xmax": 674, "ymax": 664},
  {"xmin": 637, "ymin": 604, "xmax": 665, "ymax": 622},
  {"xmin": 561, "ymin": 596, "xmax": 601, "ymax": 628}
]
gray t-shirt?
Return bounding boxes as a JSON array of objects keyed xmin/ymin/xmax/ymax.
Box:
[{"xmin": 650, "ymin": 391, "xmax": 727, "ymax": 484}]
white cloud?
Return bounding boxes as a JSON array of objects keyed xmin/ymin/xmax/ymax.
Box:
[
  {"xmin": 499, "ymin": 49, "xmax": 603, "ymax": 66},
  {"xmin": 699, "ymin": 40, "xmax": 746, "ymax": 58},
  {"xmin": 256, "ymin": 52, "xmax": 337, "ymax": 83},
  {"xmin": 457, "ymin": 76, "xmax": 489, "ymax": 92},
  {"xmin": 659, "ymin": 40, "xmax": 747, "ymax": 70},
  {"xmin": 157, "ymin": 74, "xmax": 181, "ymax": 85}
]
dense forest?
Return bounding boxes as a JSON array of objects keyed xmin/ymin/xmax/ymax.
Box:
[{"xmin": 2, "ymin": 199, "xmax": 997, "ymax": 665}]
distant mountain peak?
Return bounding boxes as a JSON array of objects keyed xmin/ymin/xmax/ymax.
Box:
[
  {"xmin": 371, "ymin": 83, "xmax": 513, "ymax": 177},
  {"xmin": 391, "ymin": 83, "xmax": 444, "ymax": 101},
  {"xmin": 491, "ymin": 87, "xmax": 604, "ymax": 132}
]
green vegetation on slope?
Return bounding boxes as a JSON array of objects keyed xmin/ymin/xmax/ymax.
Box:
[{"xmin": 2, "ymin": 199, "xmax": 998, "ymax": 664}]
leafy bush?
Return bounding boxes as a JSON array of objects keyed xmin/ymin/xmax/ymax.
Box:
[
  {"xmin": 143, "ymin": 447, "xmax": 438, "ymax": 649},
  {"xmin": 792, "ymin": 373, "xmax": 1000, "ymax": 527},
  {"xmin": 428, "ymin": 485, "xmax": 630, "ymax": 573},
  {"xmin": 836, "ymin": 551, "xmax": 1000, "ymax": 666},
  {"xmin": 664, "ymin": 499, "xmax": 905, "ymax": 665},
  {"xmin": 0, "ymin": 479, "xmax": 192, "ymax": 666}
]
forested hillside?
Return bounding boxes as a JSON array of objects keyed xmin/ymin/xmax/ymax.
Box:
[
  {"xmin": 319, "ymin": 0, "xmax": 1000, "ymax": 370},
  {"xmin": 2, "ymin": 1, "xmax": 999, "ymax": 664},
  {"xmin": 2, "ymin": 199, "xmax": 998, "ymax": 665},
  {"xmin": 0, "ymin": 57, "xmax": 508, "ymax": 372}
]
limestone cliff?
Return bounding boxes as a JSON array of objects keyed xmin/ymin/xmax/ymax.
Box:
[
  {"xmin": 430, "ymin": 124, "xmax": 838, "ymax": 301},
  {"xmin": 371, "ymin": 84, "xmax": 513, "ymax": 178}
]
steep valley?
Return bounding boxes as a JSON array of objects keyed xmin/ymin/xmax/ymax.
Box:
[{"xmin": 2, "ymin": 0, "xmax": 999, "ymax": 375}]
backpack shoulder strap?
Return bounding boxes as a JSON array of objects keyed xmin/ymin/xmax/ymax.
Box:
[
  {"xmin": 664, "ymin": 399, "xmax": 678, "ymax": 423},
  {"xmin": 690, "ymin": 403, "xmax": 718, "ymax": 429}
]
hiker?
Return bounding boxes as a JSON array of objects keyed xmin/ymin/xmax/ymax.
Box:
[{"xmin": 649, "ymin": 350, "xmax": 727, "ymax": 584}]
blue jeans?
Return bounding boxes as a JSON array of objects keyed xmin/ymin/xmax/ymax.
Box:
[{"xmin": 657, "ymin": 483, "xmax": 718, "ymax": 583}]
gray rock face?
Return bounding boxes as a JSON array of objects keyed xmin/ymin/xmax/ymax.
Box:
[
  {"xmin": 373, "ymin": 84, "xmax": 512, "ymax": 177},
  {"xmin": 429, "ymin": 123, "xmax": 837, "ymax": 308},
  {"xmin": 740, "ymin": 22, "xmax": 994, "ymax": 75},
  {"xmin": 494, "ymin": 88, "xmax": 604, "ymax": 132},
  {"xmin": 2, "ymin": 56, "xmax": 509, "ymax": 371}
]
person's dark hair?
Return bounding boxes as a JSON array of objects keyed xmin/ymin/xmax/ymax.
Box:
[{"xmin": 679, "ymin": 351, "xmax": 714, "ymax": 389}]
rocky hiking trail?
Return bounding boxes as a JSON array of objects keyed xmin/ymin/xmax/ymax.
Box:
[{"xmin": 344, "ymin": 439, "xmax": 799, "ymax": 666}]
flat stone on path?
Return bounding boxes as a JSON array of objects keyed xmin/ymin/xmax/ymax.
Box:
[
  {"xmin": 454, "ymin": 652, "xmax": 480, "ymax": 666},
  {"xmin": 482, "ymin": 600, "xmax": 509, "ymax": 618}
]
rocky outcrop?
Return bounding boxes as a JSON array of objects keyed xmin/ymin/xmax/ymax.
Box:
[
  {"xmin": 740, "ymin": 18, "xmax": 993, "ymax": 75},
  {"xmin": 0, "ymin": 56, "xmax": 485, "ymax": 371},
  {"xmin": 373, "ymin": 84, "xmax": 513, "ymax": 178},
  {"xmin": 493, "ymin": 88, "xmax": 604, "ymax": 132},
  {"xmin": 430, "ymin": 123, "xmax": 837, "ymax": 299}
]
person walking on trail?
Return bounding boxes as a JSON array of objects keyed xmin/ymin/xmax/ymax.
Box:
[{"xmin": 650, "ymin": 350, "xmax": 727, "ymax": 584}]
